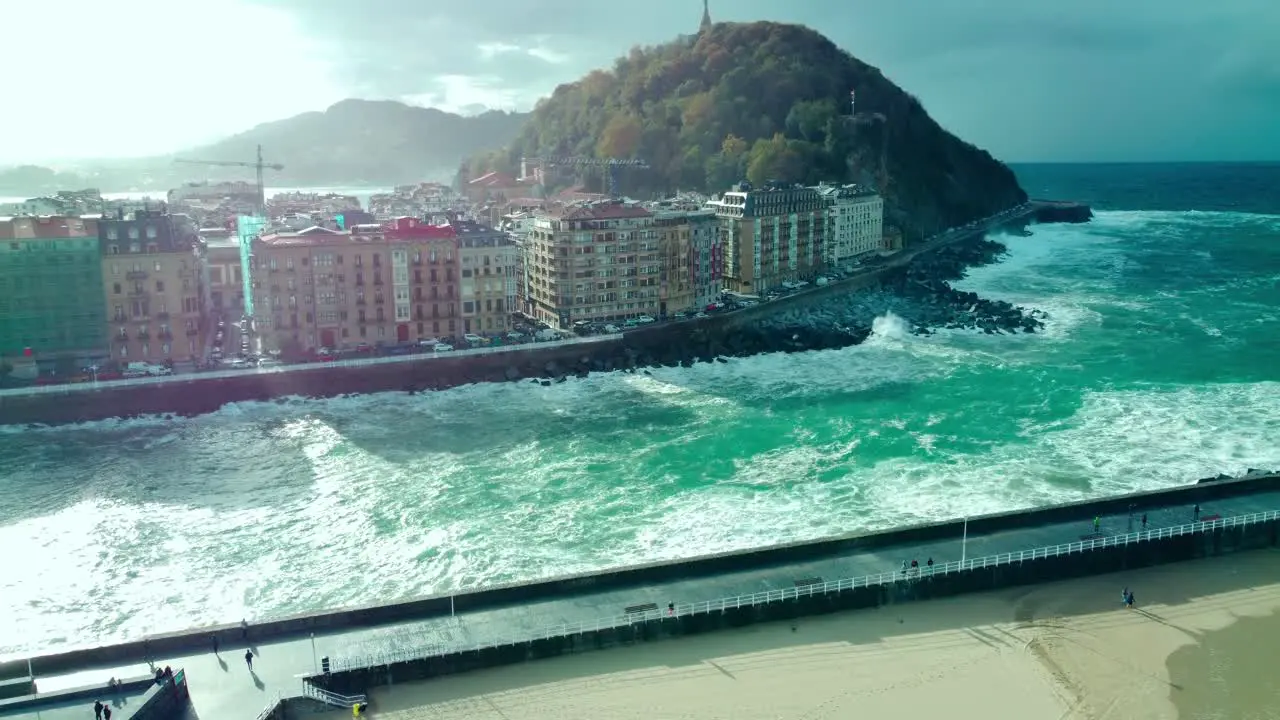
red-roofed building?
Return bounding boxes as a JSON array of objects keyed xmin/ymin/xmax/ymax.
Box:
[{"xmin": 464, "ymin": 171, "xmax": 527, "ymax": 203}]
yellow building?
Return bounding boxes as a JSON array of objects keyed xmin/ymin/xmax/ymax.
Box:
[
  {"xmin": 100, "ymin": 211, "xmax": 204, "ymax": 363},
  {"xmin": 454, "ymin": 220, "xmax": 517, "ymax": 336},
  {"xmin": 710, "ymin": 183, "xmax": 829, "ymax": 294}
]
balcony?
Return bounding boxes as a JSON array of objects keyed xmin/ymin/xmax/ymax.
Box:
[
  {"xmin": 156, "ymin": 312, "xmax": 170, "ymax": 321},
  {"xmin": 356, "ymin": 299, "xmax": 367, "ymax": 306},
  {"xmin": 186, "ymin": 327, "xmax": 199, "ymax": 336},
  {"xmin": 136, "ymin": 331, "xmax": 150, "ymax": 340},
  {"xmin": 113, "ymin": 314, "xmax": 126, "ymax": 323},
  {"xmin": 114, "ymin": 335, "xmax": 129, "ymax": 345},
  {"xmin": 126, "ymin": 270, "xmax": 148, "ymax": 280},
  {"xmin": 127, "ymin": 288, "xmax": 149, "ymax": 298},
  {"xmin": 157, "ymin": 331, "xmax": 174, "ymax": 341},
  {"xmin": 373, "ymin": 278, "xmax": 384, "ymax": 286}
]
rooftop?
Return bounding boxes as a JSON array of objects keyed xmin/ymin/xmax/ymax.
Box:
[{"xmin": 558, "ymin": 201, "xmax": 652, "ymax": 221}]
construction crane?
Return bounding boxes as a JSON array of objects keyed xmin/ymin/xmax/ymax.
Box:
[
  {"xmin": 174, "ymin": 144, "xmax": 283, "ymax": 217},
  {"xmin": 520, "ymin": 156, "xmax": 650, "ymax": 197}
]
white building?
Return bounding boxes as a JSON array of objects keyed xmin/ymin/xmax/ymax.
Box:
[{"xmin": 817, "ymin": 184, "xmax": 884, "ymax": 269}]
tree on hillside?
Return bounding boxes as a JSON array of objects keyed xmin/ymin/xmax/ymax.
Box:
[{"xmin": 464, "ymin": 22, "xmax": 1027, "ymax": 229}]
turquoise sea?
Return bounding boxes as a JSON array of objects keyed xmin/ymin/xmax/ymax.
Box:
[{"xmin": 0, "ymin": 163, "xmax": 1277, "ymax": 657}]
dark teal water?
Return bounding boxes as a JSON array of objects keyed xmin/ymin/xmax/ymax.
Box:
[{"xmin": 0, "ymin": 165, "xmax": 1277, "ymax": 657}]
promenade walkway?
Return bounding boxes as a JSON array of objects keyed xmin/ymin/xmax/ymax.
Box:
[{"xmin": 21, "ymin": 485, "xmax": 1280, "ymax": 719}]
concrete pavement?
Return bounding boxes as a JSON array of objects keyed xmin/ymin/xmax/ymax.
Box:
[{"xmin": 21, "ymin": 485, "xmax": 1280, "ymax": 719}]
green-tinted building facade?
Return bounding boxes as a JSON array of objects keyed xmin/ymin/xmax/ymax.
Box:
[{"xmin": 0, "ymin": 216, "xmax": 108, "ymax": 362}]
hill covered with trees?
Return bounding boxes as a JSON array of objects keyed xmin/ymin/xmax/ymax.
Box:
[{"xmin": 465, "ymin": 22, "xmax": 1026, "ymax": 234}]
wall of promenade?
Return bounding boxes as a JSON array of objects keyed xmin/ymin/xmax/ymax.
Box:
[
  {"xmin": 2, "ymin": 473, "xmax": 1272, "ymax": 681},
  {"xmin": 313, "ymin": 512, "xmax": 1279, "ymax": 695}
]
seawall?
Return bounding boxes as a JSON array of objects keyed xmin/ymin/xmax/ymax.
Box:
[
  {"xmin": 312, "ymin": 518, "xmax": 1279, "ymax": 695},
  {"xmin": 3, "ymin": 471, "xmax": 1272, "ymax": 680}
]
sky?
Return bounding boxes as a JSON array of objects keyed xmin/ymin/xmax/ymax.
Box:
[{"xmin": 0, "ymin": 0, "xmax": 1276, "ymax": 165}]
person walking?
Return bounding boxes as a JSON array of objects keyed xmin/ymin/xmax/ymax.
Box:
[
  {"xmin": 1141, "ymin": 513, "xmax": 1148, "ymax": 530},
  {"xmin": 1093, "ymin": 516, "xmax": 1101, "ymax": 534},
  {"xmin": 212, "ymin": 634, "xmax": 220, "ymax": 655},
  {"xmin": 103, "ymin": 706, "xmax": 112, "ymax": 720},
  {"xmin": 1126, "ymin": 589, "xmax": 1136, "ymax": 608},
  {"xmin": 1193, "ymin": 503, "xmax": 1201, "ymax": 522},
  {"xmin": 244, "ymin": 649, "xmax": 254, "ymax": 671},
  {"xmin": 94, "ymin": 700, "xmax": 104, "ymax": 720}
]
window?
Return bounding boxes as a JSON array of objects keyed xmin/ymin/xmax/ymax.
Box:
[
  {"xmin": 108, "ymin": 244, "xmax": 119, "ymax": 254},
  {"xmin": 463, "ymin": 301, "xmax": 475, "ymax": 314},
  {"xmin": 111, "ymin": 264, "xmax": 119, "ymax": 276},
  {"xmin": 107, "ymin": 228, "xmax": 118, "ymax": 240},
  {"xmin": 146, "ymin": 226, "xmax": 157, "ymax": 239},
  {"xmin": 128, "ymin": 227, "xmax": 139, "ymax": 240},
  {"xmin": 113, "ymin": 283, "xmax": 121, "ymax": 294},
  {"xmin": 155, "ymin": 280, "xmax": 165, "ymax": 292},
  {"xmin": 154, "ymin": 260, "xmax": 162, "ymax": 272}
]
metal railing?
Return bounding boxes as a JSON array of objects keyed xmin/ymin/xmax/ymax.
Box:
[
  {"xmin": 254, "ymin": 698, "xmax": 283, "ymax": 720},
  {"xmin": 0, "ymin": 334, "xmax": 620, "ymax": 399},
  {"xmin": 330, "ymin": 508, "xmax": 1279, "ymax": 672},
  {"xmin": 302, "ymin": 682, "xmax": 367, "ymax": 708}
]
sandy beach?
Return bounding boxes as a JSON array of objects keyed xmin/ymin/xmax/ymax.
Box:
[{"xmin": 362, "ymin": 548, "xmax": 1280, "ymax": 719}]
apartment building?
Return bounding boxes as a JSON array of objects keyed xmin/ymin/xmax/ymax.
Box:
[
  {"xmin": 197, "ymin": 228, "xmax": 244, "ymax": 317},
  {"xmin": 817, "ymin": 184, "xmax": 884, "ymax": 268},
  {"xmin": 453, "ymin": 220, "xmax": 516, "ymax": 335},
  {"xmin": 0, "ymin": 215, "xmax": 107, "ymax": 364},
  {"xmin": 100, "ymin": 211, "xmax": 204, "ymax": 363},
  {"xmin": 651, "ymin": 208, "xmax": 722, "ymax": 314},
  {"xmin": 250, "ymin": 218, "xmax": 460, "ymax": 354},
  {"xmin": 711, "ymin": 183, "xmax": 828, "ymax": 294},
  {"xmin": 527, "ymin": 201, "xmax": 659, "ymax": 328}
]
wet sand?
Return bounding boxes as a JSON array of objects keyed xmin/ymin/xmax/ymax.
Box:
[{"xmin": 367, "ymin": 549, "xmax": 1280, "ymax": 719}]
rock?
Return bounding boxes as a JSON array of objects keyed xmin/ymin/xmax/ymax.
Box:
[{"xmin": 504, "ymin": 366, "xmax": 521, "ymax": 381}]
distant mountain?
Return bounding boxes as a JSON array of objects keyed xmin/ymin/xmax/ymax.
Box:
[
  {"xmin": 186, "ymin": 99, "xmax": 529, "ymax": 186},
  {"xmin": 0, "ymin": 100, "xmax": 530, "ymax": 195}
]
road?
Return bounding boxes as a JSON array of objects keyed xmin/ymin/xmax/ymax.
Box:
[{"xmin": 20, "ymin": 484, "xmax": 1279, "ymax": 720}]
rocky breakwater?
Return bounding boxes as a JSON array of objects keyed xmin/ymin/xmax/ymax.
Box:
[
  {"xmin": 506, "ymin": 236, "xmax": 1045, "ymax": 385},
  {"xmin": 747, "ymin": 238, "xmax": 1045, "ymax": 345}
]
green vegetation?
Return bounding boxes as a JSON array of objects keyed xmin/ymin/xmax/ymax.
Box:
[{"xmin": 467, "ymin": 22, "xmax": 1026, "ymax": 233}]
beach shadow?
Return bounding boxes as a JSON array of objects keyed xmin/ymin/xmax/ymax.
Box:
[
  {"xmin": 216, "ymin": 655, "xmax": 228, "ymax": 672},
  {"xmin": 249, "ymin": 669, "xmax": 265, "ymax": 691},
  {"xmin": 366, "ymin": 549, "xmax": 1280, "ymax": 714}
]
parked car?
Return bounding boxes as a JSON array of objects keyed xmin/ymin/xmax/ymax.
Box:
[
  {"xmin": 433, "ymin": 343, "xmax": 454, "ymax": 353},
  {"xmin": 635, "ymin": 315, "xmax": 655, "ymax": 324},
  {"xmin": 463, "ymin": 333, "xmax": 487, "ymax": 346}
]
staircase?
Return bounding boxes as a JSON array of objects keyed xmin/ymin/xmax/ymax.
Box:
[{"xmin": 302, "ymin": 682, "xmax": 368, "ymax": 711}]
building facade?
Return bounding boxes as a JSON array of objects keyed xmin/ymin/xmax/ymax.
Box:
[
  {"xmin": 453, "ymin": 220, "xmax": 516, "ymax": 336},
  {"xmin": 527, "ymin": 201, "xmax": 659, "ymax": 328},
  {"xmin": 712, "ymin": 183, "xmax": 828, "ymax": 294},
  {"xmin": 652, "ymin": 209, "xmax": 722, "ymax": 314},
  {"xmin": 818, "ymin": 184, "xmax": 884, "ymax": 268},
  {"xmin": 0, "ymin": 215, "xmax": 107, "ymax": 364},
  {"xmin": 99, "ymin": 211, "xmax": 204, "ymax": 363},
  {"xmin": 251, "ymin": 219, "xmax": 460, "ymax": 354},
  {"xmin": 197, "ymin": 228, "xmax": 244, "ymax": 318}
]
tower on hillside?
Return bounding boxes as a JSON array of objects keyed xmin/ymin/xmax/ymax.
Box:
[{"xmin": 700, "ymin": 0, "xmax": 712, "ymax": 33}]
